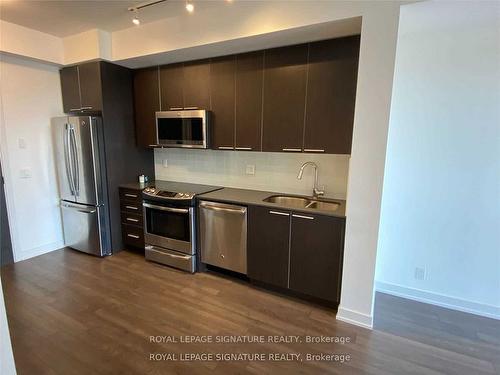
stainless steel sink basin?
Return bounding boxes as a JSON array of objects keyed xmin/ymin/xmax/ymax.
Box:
[
  {"xmin": 306, "ymin": 200, "xmax": 340, "ymax": 211},
  {"xmin": 263, "ymin": 195, "xmax": 311, "ymax": 208},
  {"xmin": 263, "ymin": 195, "xmax": 341, "ymax": 212}
]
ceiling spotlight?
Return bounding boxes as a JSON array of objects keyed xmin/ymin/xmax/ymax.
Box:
[
  {"xmin": 132, "ymin": 15, "xmax": 140, "ymax": 25},
  {"xmin": 185, "ymin": 1, "xmax": 194, "ymax": 12}
]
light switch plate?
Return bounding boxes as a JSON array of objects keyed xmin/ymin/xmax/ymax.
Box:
[
  {"xmin": 18, "ymin": 138, "xmax": 27, "ymax": 149},
  {"xmin": 245, "ymin": 165, "xmax": 255, "ymax": 175},
  {"xmin": 162, "ymin": 159, "xmax": 168, "ymax": 168}
]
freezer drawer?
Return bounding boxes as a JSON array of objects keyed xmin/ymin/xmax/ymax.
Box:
[
  {"xmin": 61, "ymin": 201, "xmax": 110, "ymax": 256},
  {"xmin": 199, "ymin": 201, "xmax": 247, "ymax": 274},
  {"xmin": 145, "ymin": 245, "xmax": 195, "ymax": 273}
]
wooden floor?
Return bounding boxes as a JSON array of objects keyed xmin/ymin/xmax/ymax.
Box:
[{"xmin": 1, "ymin": 248, "xmax": 499, "ymax": 375}]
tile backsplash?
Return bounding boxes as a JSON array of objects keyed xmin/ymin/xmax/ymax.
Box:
[{"xmin": 154, "ymin": 149, "xmax": 350, "ymax": 199}]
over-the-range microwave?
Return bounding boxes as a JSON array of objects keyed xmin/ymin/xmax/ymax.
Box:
[{"xmin": 155, "ymin": 110, "xmax": 210, "ymax": 149}]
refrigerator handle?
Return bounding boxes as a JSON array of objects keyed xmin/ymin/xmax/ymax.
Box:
[
  {"xmin": 64, "ymin": 124, "xmax": 75, "ymax": 195},
  {"xmin": 69, "ymin": 126, "xmax": 80, "ymax": 196}
]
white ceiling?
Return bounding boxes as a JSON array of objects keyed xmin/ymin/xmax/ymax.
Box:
[{"xmin": 0, "ymin": 0, "xmax": 224, "ymax": 37}]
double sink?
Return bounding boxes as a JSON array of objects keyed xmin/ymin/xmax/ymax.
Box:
[{"xmin": 263, "ymin": 195, "xmax": 341, "ymax": 212}]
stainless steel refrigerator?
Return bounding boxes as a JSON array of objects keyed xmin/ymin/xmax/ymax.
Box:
[{"xmin": 52, "ymin": 116, "xmax": 111, "ymax": 256}]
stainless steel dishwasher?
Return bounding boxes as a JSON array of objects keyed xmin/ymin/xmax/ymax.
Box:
[{"xmin": 199, "ymin": 201, "xmax": 247, "ymax": 274}]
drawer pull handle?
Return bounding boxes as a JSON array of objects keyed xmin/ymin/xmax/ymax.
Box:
[
  {"xmin": 218, "ymin": 146, "xmax": 234, "ymax": 150},
  {"xmin": 127, "ymin": 234, "xmax": 140, "ymax": 239},
  {"xmin": 69, "ymin": 108, "xmax": 81, "ymax": 112},
  {"xmin": 125, "ymin": 205, "xmax": 138, "ymax": 210},
  {"xmin": 292, "ymin": 214, "xmax": 314, "ymax": 220},
  {"xmin": 304, "ymin": 149, "xmax": 325, "ymax": 153},
  {"xmin": 169, "ymin": 107, "xmax": 183, "ymax": 110},
  {"xmin": 126, "ymin": 218, "xmax": 139, "ymax": 222},
  {"xmin": 269, "ymin": 211, "xmax": 290, "ymax": 217},
  {"xmin": 183, "ymin": 106, "xmax": 198, "ymax": 110},
  {"xmin": 282, "ymin": 148, "xmax": 301, "ymax": 152},
  {"xmin": 125, "ymin": 194, "xmax": 138, "ymax": 198},
  {"xmin": 235, "ymin": 147, "xmax": 252, "ymax": 151}
]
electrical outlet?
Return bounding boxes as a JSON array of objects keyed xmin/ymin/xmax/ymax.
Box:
[
  {"xmin": 414, "ymin": 267, "xmax": 426, "ymax": 281},
  {"xmin": 162, "ymin": 159, "xmax": 168, "ymax": 168},
  {"xmin": 245, "ymin": 165, "xmax": 255, "ymax": 175},
  {"xmin": 19, "ymin": 168, "xmax": 32, "ymax": 179}
]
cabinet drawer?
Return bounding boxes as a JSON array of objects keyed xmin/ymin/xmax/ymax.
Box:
[
  {"xmin": 119, "ymin": 188, "xmax": 142, "ymax": 202},
  {"xmin": 121, "ymin": 211, "xmax": 144, "ymax": 227},
  {"xmin": 120, "ymin": 201, "xmax": 142, "ymax": 213},
  {"xmin": 122, "ymin": 224, "xmax": 144, "ymax": 248}
]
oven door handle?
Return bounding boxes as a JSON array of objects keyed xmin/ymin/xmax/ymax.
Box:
[{"xmin": 143, "ymin": 202, "xmax": 189, "ymax": 214}]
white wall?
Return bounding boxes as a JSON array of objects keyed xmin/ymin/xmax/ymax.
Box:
[
  {"xmin": 155, "ymin": 149, "xmax": 349, "ymax": 199},
  {"xmin": 0, "ymin": 54, "xmax": 65, "ymax": 261},
  {"xmin": 376, "ymin": 0, "xmax": 500, "ymax": 319},
  {"xmin": 0, "ymin": 278, "xmax": 17, "ymax": 375}
]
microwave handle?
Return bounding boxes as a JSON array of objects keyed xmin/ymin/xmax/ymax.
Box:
[{"xmin": 143, "ymin": 202, "xmax": 189, "ymax": 214}]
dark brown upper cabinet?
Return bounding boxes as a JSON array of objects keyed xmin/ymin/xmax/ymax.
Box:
[
  {"xmin": 210, "ymin": 56, "xmax": 236, "ymax": 150},
  {"xmin": 235, "ymin": 51, "xmax": 264, "ymax": 151},
  {"xmin": 247, "ymin": 206, "xmax": 290, "ymax": 288},
  {"xmin": 304, "ymin": 36, "xmax": 360, "ymax": 154},
  {"xmin": 60, "ymin": 66, "xmax": 81, "ymax": 113},
  {"xmin": 289, "ymin": 213, "xmax": 345, "ymax": 303},
  {"xmin": 183, "ymin": 59, "xmax": 210, "ymax": 109},
  {"xmin": 133, "ymin": 67, "xmax": 160, "ymax": 147},
  {"xmin": 60, "ymin": 62, "xmax": 102, "ymax": 113},
  {"xmin": 262, "ymin": 44, "xmax": 308, "ymax": 152},
  {"xmin": 78, "ymin": 62, "xmax": 103, "ymax": 112},
  {"xmin": 160, "ymin": 63, "xmax": 184, "ymax": 110}
]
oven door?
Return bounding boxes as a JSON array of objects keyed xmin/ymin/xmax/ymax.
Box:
[
  {"xmin": 143, "ymin": 202, "xmax": 195, "ymax": 255},
  {"xmin": 156, "ymin": 110, "xmax": 209, "ymax": 148}
]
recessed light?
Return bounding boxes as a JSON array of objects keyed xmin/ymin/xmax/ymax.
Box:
[
  {"xmin": 132, "ymin": 16, "xmax": 140, "ymax": 25},
  {"xmin": 186, "ymin": 2, "xmax": 194, "ymax": 12}
]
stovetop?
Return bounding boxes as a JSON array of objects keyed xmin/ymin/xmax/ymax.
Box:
[{"xmin": 142, "ymin": 181, "xmax": 222, "ymax": 204}]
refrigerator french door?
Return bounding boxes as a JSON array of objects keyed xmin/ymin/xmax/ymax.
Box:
[{"xmin": 52, "ymin": 116, "xmax": 111, "ymax": 256}]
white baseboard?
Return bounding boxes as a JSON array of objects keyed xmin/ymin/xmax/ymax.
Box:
[
  {"xmin": 375, "ymin": 281, "xmax": 500, "ymax": 320},
  {"xmin": 336, "ymin": 306, "xmax": 373, "ymax": 329},
  {"xmin": 15, "ymin": 240, "xmax": 64, "ymax": 262}
]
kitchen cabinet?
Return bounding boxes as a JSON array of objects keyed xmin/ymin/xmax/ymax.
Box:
[
  {"xmin": 247, "ymin": 204, "xmax": 345, "ymax": 304},
  {"xmin": 247, "ymin": 206, "xmax": 290, "ymax": 288},
  {"xmin": 235, "ymin": 51, "xmax": 263, "ymax": 151},
  {"xmin": 262, "ymin": 44, "xmax": 308, "ymax": 152},
  {"xmin": 289, "ymin": 212, "xmax": 344, "ymax": 302},
  {"xmin": 60, "ymin": 66, "xmax": 81, "ymax": 113},
  {"xmin": 160, "ymin": 63, "xmax": 184, "ymax": 110},
  {"xmin": 304, "ymin": 36, "xmax": 360, "ymax": 154},
  {"xmin": 119, "ymin": 187, "xmax": 146, "ymax": 250},
  {"xmin": 60, "ymin": 62, "xmax": 102, "ymax": 113},
  {"xmin": 210, "ymin": 56, "xmax": 236, "ymax": 150},
  {"xmin": 134, "ymin": 67, "xmax": 160, "ymax": 147},
  {"xmin": 183, "ymin": 59, "xmax": 210, "ymax": 109}
]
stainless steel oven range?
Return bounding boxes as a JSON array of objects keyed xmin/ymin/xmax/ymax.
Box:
[{"xmin": 142, "ymin": 181, "xmax": 221, "ymax": 273}]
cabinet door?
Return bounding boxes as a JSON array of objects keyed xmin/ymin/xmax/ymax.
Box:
[
  {"xmin": 304, "ymin": 36, "xmax": 360, "ymax": 154},
  {"xmin": 160, "ymin": 63, "xmax": 184, "ymax": 110},
  {"xmin": 78, "ymin": 62, "xmax": 103, "ymax": 111},
  {"xmin": 235, "ymin": 51, "xmax": 263, "ymax": 151},
  {"xmin": 247, "ymin": 206, "xmax": 290, "ymax": 288},
  {"xmin": 262, "ymin": 44, "xmax": 308, "ymax": 152},
  {"xmin": 289, "ymin": 213, "xmax": 345, "ymax": 303},
  {"xmin": 183, "ymin": 59, "xmax": 210, "ymax": 109},
  {"xmin": 133, "ymin": 67, "xmax": 160, "ymax": 147},
  {"xmin": 210, "ymin": 56, "xmax": 236, "ymax": 150},
  {"xmin": 60, "ymin": 66, "xmax": 81, "ymax": 113}
]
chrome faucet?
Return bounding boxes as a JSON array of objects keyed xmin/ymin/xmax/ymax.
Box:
[{"xmin": 297, "ymin": 162, "xmax": 325, "ymax": 198}]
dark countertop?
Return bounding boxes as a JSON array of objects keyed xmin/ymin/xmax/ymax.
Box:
[
  {"xmin": 119, "ymin": 181, "xmax": 154, "ymax": 190},
  {"xmin": 198, "ymin": 187, "xmax": 346, "ymax": 218}
]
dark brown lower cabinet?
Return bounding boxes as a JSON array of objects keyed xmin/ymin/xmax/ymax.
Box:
[
  {"xmin": 247, "ymin": 206, "xmax": 290, "ymax": 288},
  {"xmin": 289, "ymin": 213, "xmax": 344, "ymax": 303},
  {"xmin": 247, "ymin": 204, "xmax": 345, "ymax": 305},
  {"xmin": 119, "ymin": 187, "xmax": 145, "ymax": 250}
]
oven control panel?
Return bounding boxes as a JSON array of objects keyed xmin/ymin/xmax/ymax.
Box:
[{"xmin": 143, "ymin": 187, "xmax": 194, "ymax": 200}]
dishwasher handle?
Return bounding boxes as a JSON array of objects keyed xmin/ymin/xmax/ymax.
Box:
[{"xmin": 199, "ymin": 201, "xmax": 247, "ymax": 214}]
